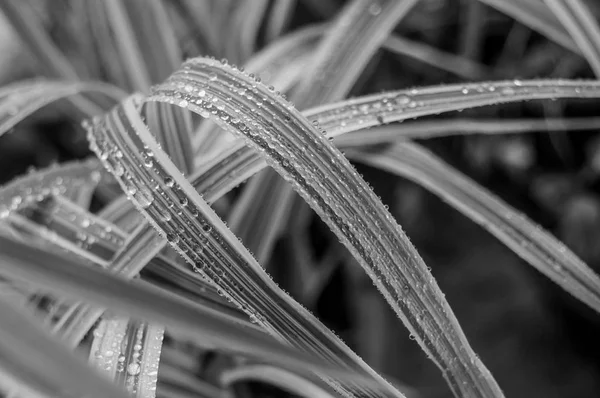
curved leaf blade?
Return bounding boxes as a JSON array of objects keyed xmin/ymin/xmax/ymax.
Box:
[
  {"xmin": 150, "ymin": 58, "xmax": 504, "ymax": 398},
  {"xmin": 346, "ymin": 141, "xmax": 600, "ymax": 313}
]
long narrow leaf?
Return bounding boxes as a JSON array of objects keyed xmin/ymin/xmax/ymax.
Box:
[
  {"xmin": 0, "ymin": 80, "xmax": 124, "ymax": 137},
  {"xmin": 0, "ymin": 293, "xmax": 131, "ymax": 398},
  {"xmin": 345, "ymin": 141, "xmax": 600, "ymax": 312},
  {"xmin": 150, "ymin": 58, "xmax": 504, "ymax": 398},
  {"xmin": 0, "ymin": 235, "xmax": 376, "ymax": 388},
  {"xmin": 88, "ymin": 95, "xmax": 403, "ymax": 398}
]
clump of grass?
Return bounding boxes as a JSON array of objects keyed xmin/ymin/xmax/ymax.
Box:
[{"xmin": 0, "ymin": 1, "xmax": 599, "ymax": 398}]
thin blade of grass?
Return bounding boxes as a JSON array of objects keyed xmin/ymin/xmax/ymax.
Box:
[
  {"xmin": 334, "ymin": 116, "xmax": 600, "ymax": 146},
  {"xmin": 227, "ymin": 171, "xmax": 297, "ymax": 264},
  {"xmin": 101, "ymin": 0, "xmax": 153, "ymax": 91},
  {"xmin": 175, "ymin": 0, "xmax": 219, "ymax": 55},
  {"xmin": 458, "ymin": 0, "xmax": 486, "ymax": 61},
  {"xmin": 108, "ymin": 0, "xmax": 195, "ymax": 173},
  {"xmin": 120, "ymin": 0, "xmax": 182, "ymax": 82},
  {"xmin": 544, "ymin": 0, "xmax": 600, "ymax": 76},
  {"xmin": 150, "ymin": 58, "xmax": 504, "ymax": 398},
  {"xmin": 293, "ymin": 0, "xmax": 419, "ymax": 105},
  {"xmin": 0, "ymin": 294, "xmax": 131, "ymax": 398},
  {"xmin": 0, "ymin": 80, "xmax": 124, "ymax": 137},
  {"xmin": 234, "ymin": 0, "xmax": 270, "ymax": 62},
  {"xmin": 266, "ymin": 0, "xmax": 297, "ymax": 41},
  {"xmin": 346, "ymin": 141, "xmax": 600, "ymax": 312},
  {"xmin": 477, "ymin": 0, "xmax": 577, "ymax": 50},
  {"xmin": 383, "ymin": 35, "xmax": 488, "ymax": 80},
  {"xmin": 0, "ymin": 159, "xmax": 102, "ymax": 218},
  {"xmin": 0, "ymin": 235, "xmax": 380, "ymax": 389},
  {"xmin": 229, "ymin": 0, "xmax": 420, "ymax": 275},
  {"xmin": 88, "ymin": 95, "xmax": 404, "ymax": 398}
]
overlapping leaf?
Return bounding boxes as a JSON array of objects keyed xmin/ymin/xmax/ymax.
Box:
[
  {"xmin": 88, "ymin": 94, "xmax": 402, "ymax": 398},
  {"xmin": 148, "ymin": 58, "xmax": 504, "ymax": 398}
]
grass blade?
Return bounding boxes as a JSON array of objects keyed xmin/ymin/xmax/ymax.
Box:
[
  {"xmin": 544, "ymin": 0, "xmax": 600, "ymax": 76},
  {"xmin": 234, "ymin": 0, "xmax": 270, "ymax": 61},
  {"xmin": 151, "ymin": 58, "xmax": 504, "ymax": 398},
  {"xmin": 120, "ymin": 0, "xmax": 182, "ymax": 82},
  {"xmin": 334, "ymin": 117, "xmax": 600, "ymax": 146},
  {"xmin": 101, "ymin": 0, "xmax": 153, "ymax": 91},
  {"xmin": 294, "ymin": 0, "xmax": 419, "ymax": 105},
  {"xmin": 0, "ymin": 80, "xmax": 123, "ymax": 137},
  {"xmin": 266, "ymin": 0, "xmax": 297, "ymax": 41},
  {"xmin": 0, "ymin": 159, "xmax": 102, "ymax": 218},
  {"xmin": 346, "ymin": 141, "xmax": 600, "ymax": 313},
  {"xmin": 105, "ymin": 0, "xmax": 195, "ymax": 173},
  {"xmin": 383, "ymin": 35, "xmax": 488, "ymax": 80}
]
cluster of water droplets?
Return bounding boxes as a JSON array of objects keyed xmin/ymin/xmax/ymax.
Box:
[
  {"xmin": 91, "ymin": 317, "xmax": 163, "ymax": 398},
  {"xmin": 0, "ymin": 160, "xmax": 101, "ymax": 223}
]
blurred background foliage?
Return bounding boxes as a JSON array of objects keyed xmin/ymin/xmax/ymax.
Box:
[{"xmin": 1, "ymin": 0, "xmax": 600, "ymax": 397}]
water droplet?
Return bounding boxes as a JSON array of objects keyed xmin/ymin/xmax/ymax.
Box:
[
  {"xmin": 208, "ymin": 72, "xmax": 217, "ymax": 81},
  {"xmin": 368, "ymin": 3, "xmax": 382, "ymax": 15},
  {"xmin": 164, "ymin": 177, "xmax": 174, "ymax": 188},
  {"xmin": 135, "ymin": 187, "xmax": 154, "ymax": 209},
  {"xmin": 127, "ymin": 363, "xmax": 141, "ymax": 376}
]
